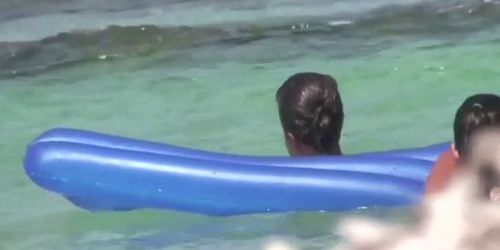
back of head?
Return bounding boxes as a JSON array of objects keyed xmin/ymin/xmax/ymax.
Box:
[
  {"xmin": 276, "ymin": 72, "xmax": 344, "ymax": 155},
  {"xmin": 454, "ymin": 94, "xmax": 500, "ymax": 159}
]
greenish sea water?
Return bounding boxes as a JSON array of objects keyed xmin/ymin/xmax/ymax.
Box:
[{"xmin": 1, "ymin": 0, "xmax": 500, "ymax": 249}]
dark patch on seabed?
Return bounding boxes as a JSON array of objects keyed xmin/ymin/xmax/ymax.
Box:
[{"xmin": 1, "ymin": 0, "xmax": 500, "ymax": 78}]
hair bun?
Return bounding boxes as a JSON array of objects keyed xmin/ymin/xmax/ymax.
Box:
[
  {"xmin": 312, "ymin": 94, "xmax": 337, "ymax": 152},
  {"xmin": 313, "ymin": 105, "xmax": 331, "ymax": 130},
  {"xmin": 471, "ymin": 102, "xmax": 487, "ymax": 122},
  {"xmin": 472, "ymin": 103, "xmax": 483, "ymax": 109}
]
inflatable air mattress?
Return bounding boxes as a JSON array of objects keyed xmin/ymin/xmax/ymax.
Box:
[{"xmin": 24, "ymin": 128, "xmax": 448, "ymax": 216}]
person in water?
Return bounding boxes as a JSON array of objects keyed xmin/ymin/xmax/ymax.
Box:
[
  {"xmin": 276, "ymin": 72, "xmax": 344, "ymax": 156},
  {"xmin": 426, "ymin": 93, "xmax": 500, "ymax": 195}
]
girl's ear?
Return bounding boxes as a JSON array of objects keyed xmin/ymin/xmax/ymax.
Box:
[
  {"xmin": 451, "ymin": 143, "xmax": 459, "ymax": 159},
  {"xmin": 285, "ymin": 132, "xmax": 297, "ymax": 156}
]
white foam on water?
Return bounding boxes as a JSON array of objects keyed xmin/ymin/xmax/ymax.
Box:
[{"xmin": 0, "ymin": 0, "xmax": 427, "ymax": 42}]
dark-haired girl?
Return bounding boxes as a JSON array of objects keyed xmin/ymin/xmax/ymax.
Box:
[{"xmin": 276, "ymin": 72, "xmax": 344, "ymax": 156}]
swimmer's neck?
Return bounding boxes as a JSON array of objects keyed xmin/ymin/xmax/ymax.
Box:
[{"xmin": 293, "ymin": 144, "xmax": 342, "ymax": 157}]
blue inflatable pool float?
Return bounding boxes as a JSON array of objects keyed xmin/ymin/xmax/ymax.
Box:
[{"xmin": 24, "ymin": 128, "xmax": 448, "ymax": 216}]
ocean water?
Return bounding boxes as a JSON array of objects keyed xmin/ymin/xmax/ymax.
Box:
[{"xmin": 1, "ymin": 0, "xmax": 500, "ymax": 249}]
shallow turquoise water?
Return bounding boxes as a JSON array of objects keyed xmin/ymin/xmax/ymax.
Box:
[{"xmin": 1, "ymin": 0, "xmax": 500, "ymax": 249}]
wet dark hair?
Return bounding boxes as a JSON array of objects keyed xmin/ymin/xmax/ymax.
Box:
[
  {"xmin": 454, "ymin": 94, "xmax": 500, "ymax": 158},
  {"xmin": 276, "ymin": 72, "xmax": 344, "ymax": 154}
]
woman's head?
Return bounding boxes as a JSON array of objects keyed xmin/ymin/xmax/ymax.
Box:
[
  {"xmin": 453, "ymin": 94, "xmax": 500, "ymax": 160},
  {"xmin": 276, "ymin": 72, "xmax": 344, "ymax": 156}
]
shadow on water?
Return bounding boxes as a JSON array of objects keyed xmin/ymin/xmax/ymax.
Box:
[{"xmin": 55, "ymin": 207, "xmax": 415, "ymax": 249}]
